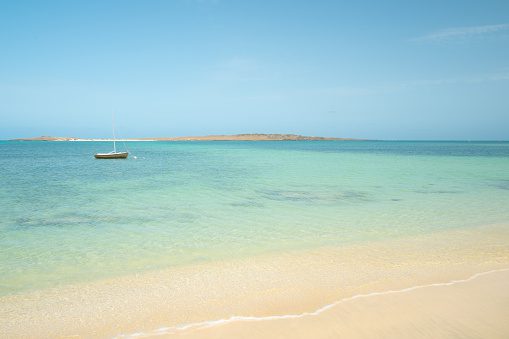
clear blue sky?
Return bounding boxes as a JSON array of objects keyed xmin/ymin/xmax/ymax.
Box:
[{"xmin": 1, "ymin": 0, "xmax": 508, "ymax": 139}]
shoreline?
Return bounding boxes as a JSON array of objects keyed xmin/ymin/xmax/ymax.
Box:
[
  {"xmin": 146, "ymin": 268, "xmax": 509, "ymax": 339},
  {"xmin": 116, "ymin": 267, "xmax": 509, "ymax": 338},
  {"xmin": 1, "ymin": 222, "xmax": 508, "ymax": 338}
]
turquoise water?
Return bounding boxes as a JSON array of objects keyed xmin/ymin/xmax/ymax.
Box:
[{"xmin": 1, "ymin": 140, "xmax": 509, "ymax": 295}]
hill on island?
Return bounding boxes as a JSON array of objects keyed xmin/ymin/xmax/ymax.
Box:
[{"xmin": 15, "ymin": 134, "xmax": 358, "ymax": 141}]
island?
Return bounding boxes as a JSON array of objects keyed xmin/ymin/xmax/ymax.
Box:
[{"xmin": 14, "ymin": 134, "xmax": 359, "ymax": 141}]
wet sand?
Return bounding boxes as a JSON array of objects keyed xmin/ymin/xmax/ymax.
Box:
[{"xmin": 1, "ymin": 223, "xmax": 508, "ymax": 338}]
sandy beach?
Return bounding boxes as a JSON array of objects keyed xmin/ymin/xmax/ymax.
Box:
[
  {"xmin": 165, "ymin": 268, "xmax": 509, "ymax": 339},
  {"xmin": 1, "ymin": 223, "xmax": 508, "ymax": 338}
]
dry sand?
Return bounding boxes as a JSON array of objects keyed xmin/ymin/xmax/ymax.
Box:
[{"xmin": 165, "ymin": 269, "xmax": 509, "ymax": 339}]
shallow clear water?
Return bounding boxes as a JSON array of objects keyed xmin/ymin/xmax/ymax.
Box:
[{"xmin": 1, "ymin": 140, "xmax": 509, "ymax": 295}]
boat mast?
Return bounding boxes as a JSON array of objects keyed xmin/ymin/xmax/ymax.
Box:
[{"xmin": 112, "ymin": 112, "xmax": 117, "ymax": 153}]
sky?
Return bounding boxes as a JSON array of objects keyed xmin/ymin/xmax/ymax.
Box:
[{"xmin": 0, "ymin": 0, "xmax": 508, "ymax": 140}]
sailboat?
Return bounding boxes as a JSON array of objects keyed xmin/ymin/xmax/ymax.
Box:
[{"xmin": 94, "ymin": 113, "xmax": 129, "ymax": 159}]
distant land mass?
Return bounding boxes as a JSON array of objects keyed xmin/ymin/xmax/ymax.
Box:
[{"xmin": 14, "ymin": 134, "xmax": 359, "ymax": 141}]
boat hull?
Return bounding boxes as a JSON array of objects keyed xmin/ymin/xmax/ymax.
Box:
[{"xmin": 94, "ymin": 152, "xmax": 129, "ymax": 159}]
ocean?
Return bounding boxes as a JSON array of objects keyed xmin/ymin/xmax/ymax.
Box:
[{"xmin": 1, "ymin": 140, "xmax": 509, "ymax": 296}]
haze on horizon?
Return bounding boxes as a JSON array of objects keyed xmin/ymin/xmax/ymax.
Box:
[{"xmin": 1, "ymin": 0, "xmax": 508, "ymax": 140}]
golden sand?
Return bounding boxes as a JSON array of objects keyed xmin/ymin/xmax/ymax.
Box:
[
  {"xmin": 165, "ymin": 269, "xmax": 509, "ymax": 339},
  {"xmin": 1, "ymin": 223, "xmax": 508, "ymax": 338}
]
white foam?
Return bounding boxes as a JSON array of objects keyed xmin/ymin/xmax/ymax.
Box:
[{"xmin": 113, "ymin": 267, "xmax": 509, "ymax": 338}]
